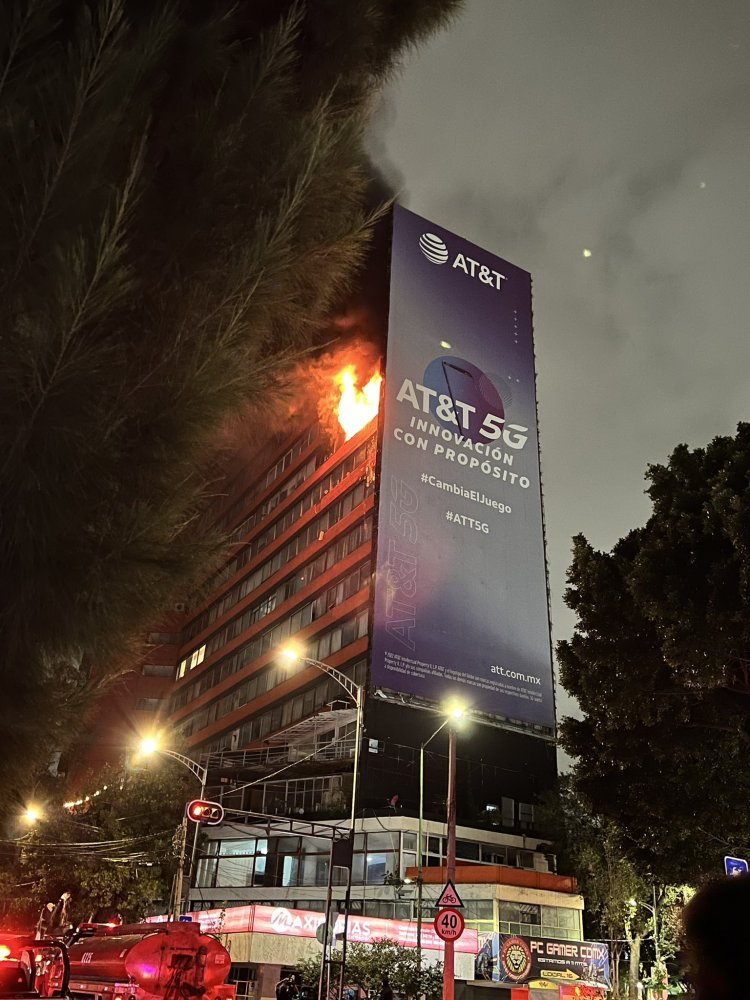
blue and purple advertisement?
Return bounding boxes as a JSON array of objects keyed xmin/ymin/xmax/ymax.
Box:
[{"xmin": 371, "ymin": 206, "xmax": 554, "ymax": 728}]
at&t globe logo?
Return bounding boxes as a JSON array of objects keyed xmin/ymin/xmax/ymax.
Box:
[
  {"xmin": 418, "ymin": 232, "xmax": 449, "ymax": 264},
  {"xmin": 417, "ymin": 230, "xmax": 506, "ymax": 290}
]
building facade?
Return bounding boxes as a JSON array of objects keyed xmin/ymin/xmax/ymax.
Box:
[{"xmin": 131, "ymin": 209, "xmax": 590, "ymax": 997}]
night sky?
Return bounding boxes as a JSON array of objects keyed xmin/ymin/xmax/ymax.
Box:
[{"xmin": 368, "ymin": 0, "xmax": 750, "ymax": 730}]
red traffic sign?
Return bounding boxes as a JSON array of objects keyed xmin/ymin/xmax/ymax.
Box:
[
  {"xmin": 435, "ymin": 879, "xmax": 464, "ymax": 909},
  {"xmin": 433, "ymin": 907, "xmax": 465, "ymax": 942}
]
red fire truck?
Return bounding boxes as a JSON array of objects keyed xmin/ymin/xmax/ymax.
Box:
[{"xmin": 0, "ymin": 922, "xmax": 235, "ymax": 1000}]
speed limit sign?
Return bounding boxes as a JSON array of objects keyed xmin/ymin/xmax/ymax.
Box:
[{"xmin": 433, "ymin": 907, "xmax": 465, "ymax": 942}]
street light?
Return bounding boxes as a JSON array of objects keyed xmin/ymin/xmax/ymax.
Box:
[
  {"xmin": 628, "ymin": 891, "xmax": 660, "ymax": 964},
  {"xmin": 22, "ymin": 805, "xmax": 42, "ymax": 825},
  {"xmin": 137, "ymin": 738, "xmax": 208, "ymax": 917},
  {"xmin": 280, "ymin": 648, "xmax": 365, "ymax": 1000},
  {"xmin": 415, "ymin": 704, "xmax": 466, "ymax": 988},
  {"xmin": 279, "ymin": 648, "xmax": 363, "ymax": 831}
]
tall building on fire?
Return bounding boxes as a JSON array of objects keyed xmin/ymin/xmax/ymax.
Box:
[{"xmin": 80, "ymin": 208, "xmax": 593, "ymax": 997}]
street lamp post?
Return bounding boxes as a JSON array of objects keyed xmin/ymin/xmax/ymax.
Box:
[
  {"xmin": 138, "ymin": 741, "xmax": 208, "ymax": 918},
  {"xmin": 279, "ymin": 650, "xmax": 363, "ymax": 831},
  {"xmin": 280, "ymin": 650, "xmax": 364, "ymax": 1000},
  {"xmin": 629, "ymin": 890, "xmax": 660, "ymax": 964},
  {"xmin": 415, "ymin": 706, "xmax": 465, "ymax": 987}
]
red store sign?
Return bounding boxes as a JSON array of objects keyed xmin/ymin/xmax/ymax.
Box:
[{"xmin": 150, "ymin": 906, "xmax": 478, "ymax": 955}]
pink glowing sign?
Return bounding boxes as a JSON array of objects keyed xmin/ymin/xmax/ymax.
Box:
[{"xmin": 149, "ymin": 906, "xmax": 478, "ymax": 955}]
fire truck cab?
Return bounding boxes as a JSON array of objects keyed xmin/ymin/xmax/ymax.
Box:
[{"xmin": 0, "ymin": 936, "xmax": 68, "ymax": 999}]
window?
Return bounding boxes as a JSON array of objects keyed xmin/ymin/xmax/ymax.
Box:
[
  {"xmin": 367, "ymin": 832, "xmax": 398, "ymax": 851},
  {"xmin": 481, "ymin": 845, "xmax": 507, "ymax": 865},
  {"xmin": 541, "ymin": 905, "xmax": 581, "ymax": 941},
  {"xmin": 364, "ymin": 852, "xmax": 396, "ymax": 885},
  {"xmin": 135, "ymin": 698, "xmax": 161, "ymax": 712},
  {"xmin": 189, "ymin": 644, "xmax": 206, "ymax": 670},
  {"xmin": 519, "ymin": 802, "xmax": 535, "ymax": 828},
  {"xmin": 499, "ymin": 901, "xmax": 541, "ymax": 936},
  {"xmin": 501, "ymin": 797, "xmax": 515, "ymax": 827},
  {"xmin": 229, "ymin": 966, "xmax": 257, "ymax": 1000},
  {"xmin": 142, "ymin": 663, "xmax": 174, "ymax": 677},
  {"xmin": 456, "ymin": 840, "xmax": 480, "ymax": 861}
]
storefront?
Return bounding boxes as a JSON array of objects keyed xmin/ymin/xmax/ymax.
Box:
[
  {"xmin": 151, "ymin": 903, "xmax": 478, "ymax": 999},
  {"xmin": 471, "ymin": 933, "xmax": 609, "ymax": 1000}
]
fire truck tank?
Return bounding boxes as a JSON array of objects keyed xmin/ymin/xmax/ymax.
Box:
[{"xmin": 66, "ymin": 923, "xmax": 231, "ymax": 998}]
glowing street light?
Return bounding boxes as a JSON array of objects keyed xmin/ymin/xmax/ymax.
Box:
[
  {"xmin": 629, "ymin": 892, "xmax": 660, "ymax": 964},
  {"xmin": 137, "ymin": 736, "xmax": 208, "ymax": 917},
  {"xmin": 280, "ymin": 647, "xmax": 363, "ymax": 830},
  {"xmin": 22, "ymin": 805, "xmax": 42, "ymax": 825},
  {"xmin": 281, "ymin": 647, "xmax": 366, "ymax": 1000},
  {"xmin": 137, "ymin": 737, "xmax": 207, "ymax": 786},
  {"xmin": 416, "ymin": 703, "xmax": 467, "ymax": 980}
]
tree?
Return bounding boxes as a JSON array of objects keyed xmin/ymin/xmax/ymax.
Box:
[
  {"xmin": 297, "ymin": 940, "xmax": 443, "ymax": 1000},
  {"xmin": 0, "ymin": 758, "xmax": 191, "ymax": 924},
  {"xmin": 559, "ymin": 423, "xmax": 750, "ymax": 882},
  {"xmin": 0, "ymin": 0, "xmax": 463, "ymax": 791},
  {"xmin": 538, "ymin": 779, "xmax": 653, "ymax": 1000}
]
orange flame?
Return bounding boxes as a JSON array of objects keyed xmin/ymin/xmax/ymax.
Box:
[{"xmin": 335, "ymin": 365, "xmax": 382, "ymax": 440}]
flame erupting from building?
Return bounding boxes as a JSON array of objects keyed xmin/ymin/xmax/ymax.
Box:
[{"xmin": 335, "ymin": 365, "xmax": 382, "ymax": 440}]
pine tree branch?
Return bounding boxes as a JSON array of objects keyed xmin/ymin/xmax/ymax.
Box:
[{"xmin": 10, "ymin": 0, "xmax": 126, "ymax": 283}]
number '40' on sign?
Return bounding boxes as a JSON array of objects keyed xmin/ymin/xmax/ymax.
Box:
[{"xmin": 433, "ymin": 907, "xmax": 465, "ymax": 942}]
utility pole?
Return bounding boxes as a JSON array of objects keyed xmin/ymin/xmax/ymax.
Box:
[{"xmin": 172, "ymin": 818, "xmax": 188, "ymax": 920}]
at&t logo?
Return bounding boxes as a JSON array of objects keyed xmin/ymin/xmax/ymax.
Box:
[
  {"xmin": 419, "ymin": 232, "xmax": 449, "ymax": 264},
  {"xmin": 418, "ymin": 232, "xmax": 506, "ymax": 290}
]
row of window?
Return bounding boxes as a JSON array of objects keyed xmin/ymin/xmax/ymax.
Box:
[
  {"xmin": 227, "ymin": 453, "xmax": 322, "ymax": 545},
  {"xmin": 174, "ymin": 491, "xmax": 371, "ymax": 701},
  {"xmin": 202, "ymin": 438, "xmax": 374, "ymax": 604},
  {"xmin": 179, "ymin": 525, "xmax": 370, "ymax": 684},
  {"xmin": 217, "ymin": 427, "xmax": 318, "ymax": 534},
  {"xmin": 180, "ymin": 510, "xmax": 372, "ymax": 665},
  {"xmin": 193, "ymin": 837, "xmax": 578, "ymax": 940},
  {"xmin": 179, "ymin": 607, "xmax": 369, "ymax": 739},
  {"xmin": 184, "ymin": 456, "xmax": 324, "ymax": 648},
  {"xmin": 200, "ymin": 544, "xmax": 371, "ymax": 667},
  {"xmin": 421, "ymin": 828, "xmax": 539, "ymax": 866},
  {"xmin": 196, "ymin": 659, "xmax": 367, "ymax": 757},
  {"xmin": 173, "ymin": 554, "xmax": 370, "ymax": 716}
]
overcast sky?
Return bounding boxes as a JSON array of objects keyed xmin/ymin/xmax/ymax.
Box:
[{"xmin": 368, "ymin": 0, "xmax": 750, "ymax": 725}]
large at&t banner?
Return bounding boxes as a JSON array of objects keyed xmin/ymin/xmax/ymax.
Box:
[{"xmin": 372, "ymin": 206, "xmax": 554, "ymax": 727}]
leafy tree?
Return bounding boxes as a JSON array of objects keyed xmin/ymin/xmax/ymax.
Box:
[
  {"xmin": 0, "ymin": 758, "xmax": 191, "ymax": 924},
  {"xmin": 559, "ymin": 423, "xmax": 750, "ymax": 883},
  {"xmin": 0, "ymin": 0, "xmax": 462, "ymax": 792},
  {"xmin": 297, "ymin": 940, "xmax": 443, "ymax": 1000},
  {"xmin": 538, "ymin": 780, "xmax": 652, "ymax": 1000}
]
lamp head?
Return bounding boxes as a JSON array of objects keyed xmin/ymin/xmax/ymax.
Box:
[
  {"xmin": 444, "ymin": 700, "xmax": 467, "ymax": 722},
  {"xmin": 280, "ymin": 646, "xmax": 303, "ymax": 666},
  {"xmin": 139, "ymin": 737, "xmax": 158, "ymax": 756},
  {"xmin": 23, "ymin": 805, "xmax": 41, "ymax": 824}
]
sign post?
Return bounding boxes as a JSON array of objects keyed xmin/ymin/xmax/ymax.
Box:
[{"xmin": 434, "ymin": 908, "xmax": 465, "ymax": 943}]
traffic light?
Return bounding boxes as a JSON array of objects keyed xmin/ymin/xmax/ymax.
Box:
[{"xmin": 185, "ymin": 799, "xmax": 224, "ymax": 824}]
